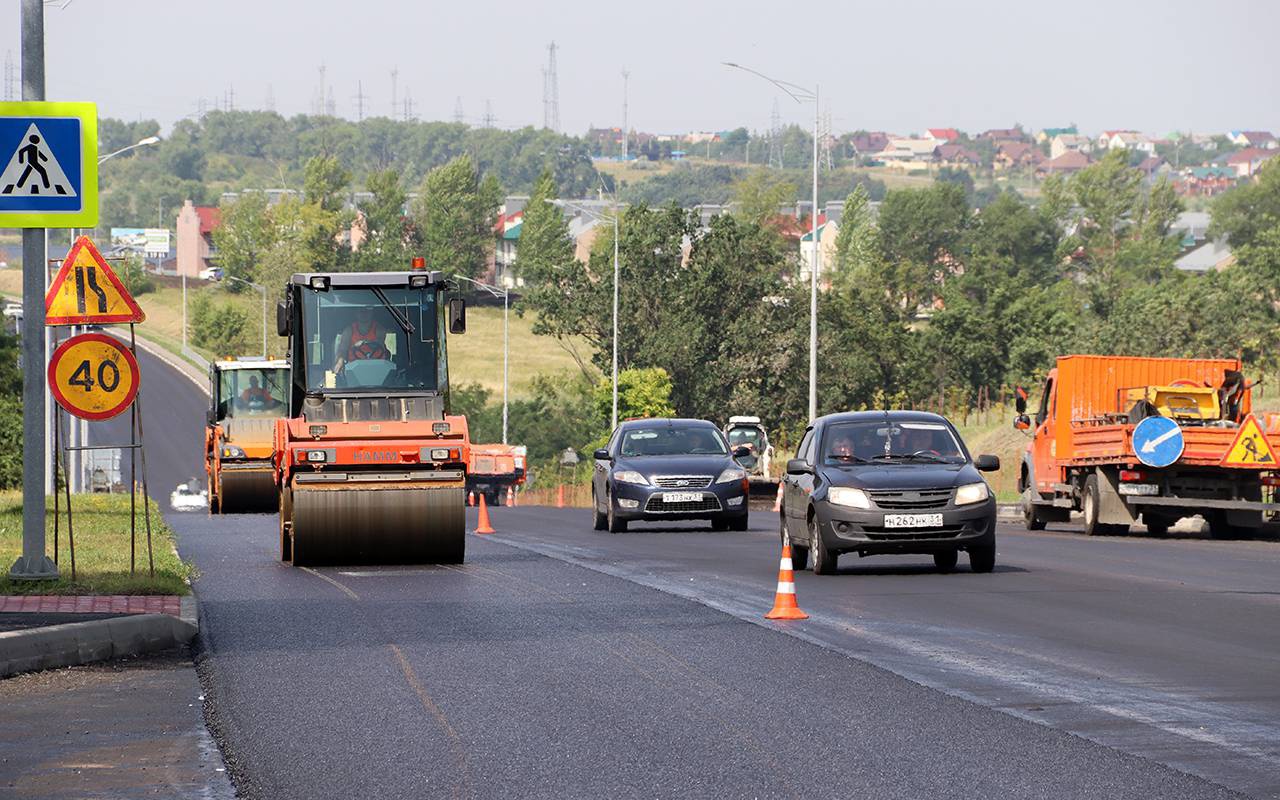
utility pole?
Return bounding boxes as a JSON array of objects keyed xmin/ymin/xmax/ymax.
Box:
[
  {"xmin": 325, "ymin": 86, "xmax": 335, "ymax": 117},
  {"xmin": 403, "ymin": 91, "xmax": 414, "ymax": 122},
  {"xmin": 621, "ymin": 69, "xmax": 630, "ymax": 160},
  {"xmin": 3, "ymin": 50, "xmax": 15, "ymax": 101},
  {"xmin": 12, "ymin": 0, "xmax": 56, "ymax": 579},
  {"xmin": 483, "ymin": 100, "xmax": 495, "ymax": 129},
  {"xmin": 543, "ymin": 42, "xmax": 560, "ymax": 132},
  {"xmin": 354, "ymin": 80, "xmax": 367, "ymax": 122},
  {"xmin": 390, "ymin": 67, "xmax": 398, "ymax": 118},
  {"xmin": 318, "ymin": 63, "xmax": 326, "ymax": 116}
]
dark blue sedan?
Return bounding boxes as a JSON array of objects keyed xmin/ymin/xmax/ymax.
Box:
[{"xmin": 592, "ymin": 418, "xmax": 750, "ymax": 532}]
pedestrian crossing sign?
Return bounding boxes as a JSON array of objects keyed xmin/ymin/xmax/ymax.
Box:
[
  {"xmin": 1221, "ymin": 415, "xmax": 1276, "ymax": 468},
  {"xmin": 0, "ymin": 102, "xmax": 97, "ymax": 228}
]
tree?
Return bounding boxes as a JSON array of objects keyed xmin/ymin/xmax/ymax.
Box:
[
  {"xmin": 1210, "ymin": 160, "xmax": 1280, "ymax": 249},
  {"xmin": 830, "ymin": 184, "xmax": 876, "ymax": 285},
  {"xmin": 875, "ymin": 182, "xmax": 971, "ymax": 316},
  {"xmin": 595, "ymin": 368, "xmax": 676, "ymax": 422},
  {"xmin": 412, "ymin": 155, "xmax": 499, "ymax": 279},
  {"xmin": 211, "ymin": 192, "xmax": 272, "ymax": 285},
  {"xmin": 189, "ymin": 294, "xmax": 251, "ymax": 356},
  {"xmin": 353, "ymin": 169, "xmax": 415, "ymax": 271},
  {"xmin": 517, "ymin": 170, "xmax": 576, "ymax": 288},
  {"xmin": 732, "ymin": 169, "xmax": 796, "ymax": 224}
]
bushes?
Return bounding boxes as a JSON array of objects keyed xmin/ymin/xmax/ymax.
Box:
[{"xmin": 189, "ymin": 293, "xmax": 251, "ymax": 356}]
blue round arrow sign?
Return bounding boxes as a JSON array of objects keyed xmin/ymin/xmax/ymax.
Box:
[{"xmin": 1132, "ymin": 415, "xmax": 1184, "ymax": 468}]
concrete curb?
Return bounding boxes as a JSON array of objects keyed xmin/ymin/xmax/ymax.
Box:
[{"xmin": 0, "ymin": 597, "xmax": 199, "ymax": 679}]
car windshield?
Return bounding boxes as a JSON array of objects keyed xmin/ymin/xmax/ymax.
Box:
[
  {"xmin": 620, "ymin": 426, "xmax": 728, "ymax": 457},
  {"xmin": 727, "ymin": 427, "xmax": 763, "ymax": 449},
  {"xmin": 822, "ymin": 420, "xmax": 966, "ymax": 465},
  {"xmin": 217, "ymin": 367, "xmax": 289, "ymax": 420},
  {"xmin": 300, "ymin": 286, "xmax": 442, "ymax": 392}
]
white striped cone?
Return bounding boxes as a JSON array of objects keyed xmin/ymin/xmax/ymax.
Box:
[{"xmin": 765, "ymin": 541, "xmax": 808, "ymax": 620}]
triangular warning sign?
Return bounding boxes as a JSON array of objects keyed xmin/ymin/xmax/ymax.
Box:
[
  {"xmin": 45, "ymin": 236, "xmax": 145, "ymax": 325},
  {"xmin": 1222, "ymin": 414, "xmax": 1276, "ymax": 467},
  {"xmin": 0, "ymin": 122, "xmax": 77, "ymax": 198}
]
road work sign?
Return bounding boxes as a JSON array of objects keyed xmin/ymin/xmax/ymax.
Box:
[
  {"xmin": 1132, "ymin": 415, "xmax": 1184, "ymax": 468},
  {"xmin": 45, "ymin": 236, "xmax": 145, "ymax": 325},
  {"xmin": 47, "ymin": 332, "xmax": 140, "ymax": 420},
  {"xmin": 1221, "ymin": 415, "xmax": 1276, "ymax": 467},
  {"xmin": 0, "ymin": 101, "xmax": 97, "ymax": 227}
]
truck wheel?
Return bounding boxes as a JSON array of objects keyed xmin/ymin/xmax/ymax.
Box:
[
  {"xmin": 969, "ymin": 542, "xmax": 996, "ymax": 573},
  {"xmin": 1082, "ymin": 474, "xmax": 1127, "ymax": 536},
  {"xmin": 1143, "ymin": 514, "xmax": 1170, "ymax": 538},
  {"xmin": 933, "ymin": 549, "xmax": 958, "ymax": 572},
  {"xmin": 591, "ymin": 489, "xmax": 607, "ymax": 531},
  {"xmin": 1022, "ymin": 490, "xmax": 1047, "ymax": 531},
  {"xmin": 1207, "ymin": 512, "xmax": 1235, "ymax": 540},
  {"xmin": 809, "ymin": 515, "xmax": 836, "ymax": 575}
]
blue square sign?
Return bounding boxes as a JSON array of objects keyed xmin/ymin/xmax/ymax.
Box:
[{"xmin": 0, "ymin": 102, "xmax": 97, "ymax": 227}]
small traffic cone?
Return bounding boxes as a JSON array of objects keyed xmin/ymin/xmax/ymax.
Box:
[
  {"xmin": 765, "ymin": 540, "xmax": 808, "ymax": 620},
  {"xmin": 506, "ymin": 486, "xmax": 515, "ymax": 506},
  {"xmin": 556, "ymin": 485, "xmax": 565, "ymax": 509},
  {"xmin": 772, "ymin": 483, "xmax": 784, "ymax": 513},
  {"xmin": 474, "ymin": 493, "xmax": 495, "ymax": 534}
]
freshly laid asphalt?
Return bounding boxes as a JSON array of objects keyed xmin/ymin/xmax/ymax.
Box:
[{"xmin": 171, "ymin": 505, "xmax": 1261, "ymax": 800}]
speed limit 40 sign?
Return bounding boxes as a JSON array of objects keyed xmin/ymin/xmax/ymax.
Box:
[{"xmin": 47, "ymin": 333, "xmax": 140, "ymax": 420}]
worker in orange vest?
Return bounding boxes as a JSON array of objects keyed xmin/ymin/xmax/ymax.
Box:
[{"xmin": 332, "ymin": 306, "xmax": 390, "ymax": 375}]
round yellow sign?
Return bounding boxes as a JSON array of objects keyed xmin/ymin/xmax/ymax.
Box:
[{"xmin": 47, "ymin": 333, "xmax": 140, "ymax": 420}]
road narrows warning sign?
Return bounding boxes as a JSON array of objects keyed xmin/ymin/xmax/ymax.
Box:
[
  {"xmin": 1221, "ymin": 415, "xmax": 1277, "ymax": 467},
  {"xmin": 45, "ymin": 236, "xmax": 146, "ymax": 325},
  {"xmin": 47, "ymin": 333, "xmax": 140, "ymax": 421}
]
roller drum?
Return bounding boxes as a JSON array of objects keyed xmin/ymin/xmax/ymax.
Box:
[
  {"xmin": 291, "ymin": 485, "xmax": 465, "ymax": 566},
  {"xmin": 218, "ymin": 470, "xmax": 280, "ymax": 514}
]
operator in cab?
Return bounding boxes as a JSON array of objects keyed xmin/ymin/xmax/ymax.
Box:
[
  {"xmin": 237, "ymin": 375, "xmax": 276, "ymax": 411},
  {"xmin": 332, "ymin": 306, "xmax": 392, "ymax": 376}
]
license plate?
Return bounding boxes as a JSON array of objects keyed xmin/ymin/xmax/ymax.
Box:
[
  {"xmin": 662, "ymin": 491, "xmax": 703, "ymax": 503},
  {"xmin": 883, "ymin": 513, "xmax": 944, "ymax": 529}
]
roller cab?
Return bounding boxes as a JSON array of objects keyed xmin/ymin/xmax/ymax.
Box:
[
  {"xmin": 205, "ymin": 358, "xmax": 290, "ymax": 513},
  {"xmin": 275, "ymin": 264, "xmax": 469, "ymax": 566}
]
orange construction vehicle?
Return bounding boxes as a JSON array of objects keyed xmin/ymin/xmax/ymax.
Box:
[
  {"xmin": 1016, "ymin": 355, "xmax": 1280, "ymax": 537},
  {"xmin": 205, "ymin": 358, "xmax": 290, "ymax": 513},
  {"xmin": 273, "ymin": 260, "xmax": 471, "ymax": 565},
  {"xmin": 467, "ymin": 443, "xmax": 526, "ymax": 505}
]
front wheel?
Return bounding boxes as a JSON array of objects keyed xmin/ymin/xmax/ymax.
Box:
[
  {"xmin": 591, "ymin": 489, "xmax": 607, "ymax": 531},
  {"xmin": 730, "ymin": 513, "xmax": 749, "ymax": 532},
  {"xmin": 606, "ymin": 491, "xmax": 628, "ymax": 533},
  {"xmin": 1022, "ymin": 488, "xmax": 1046, "ymax": 531},
  {"xmin": 809, "ymin": 515, "xmax": 836, "ymax": 575},
  {"xmin": 969, "ymin": 541, "xmax": 995, "ymax": 573}
]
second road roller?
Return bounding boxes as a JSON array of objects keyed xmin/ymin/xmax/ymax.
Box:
[
  {"xmin": 273, "ymin": 258, "xmax": 471, "ymax": 566},
  {"xmin": 205, "ymin": 357, "xmax": 290, "ymax": 513}
]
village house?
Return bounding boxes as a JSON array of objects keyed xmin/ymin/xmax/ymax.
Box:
[{"xmin": 1050, "ymin": 133, "xmax": 1092, "ymax": 159}]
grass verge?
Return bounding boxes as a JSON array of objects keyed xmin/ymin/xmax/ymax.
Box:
[{"xmin": 0, "ymin": 491, "xmax": 194, "ymax": 595}]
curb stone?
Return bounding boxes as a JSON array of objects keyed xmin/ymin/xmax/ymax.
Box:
[{"xmin": 0, "ymin": 596, "xmax": 199, "ymax": 678}]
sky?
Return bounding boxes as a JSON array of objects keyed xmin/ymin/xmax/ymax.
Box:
[{"xmin": 3, "ymin": 0, "xmax": 1278, "ymax": 138}]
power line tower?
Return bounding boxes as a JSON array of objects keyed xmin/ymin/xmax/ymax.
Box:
[
  {"xmin": 317, "ymin": 63, "xmax": 327, "ymax": 115},
  {"xmin": 325, "ymin": 86, "xmax": 336, "ymax": 117},
  {"xmin": 390, "ymin": 67, "xmax": 398, "ymax": 119},
  {"xmin": 483, "ymin": 100, "xmax": 495, "ymax": 129},
  {"xmin": 820, "ymin": 109, "xmax": 834, "ymax": 172},
  {"xmin": 226, "ymin": 84, "xmax": 235, "ymax": 112},
  {"xmin": 454, "ymin": 96, "xmax": 464, "ymax": 124},
  {"xmin": 403, "ymin": 90, "xmax": 415, "ymax": 122},
  {"xmin": 621, "ymin": 69, "xmax": 630, "ymax": 159},
  {"xmin": 768, "ymin": 98, "xmax": 783, "ymax": 169},
  {"xmin": 3, "ymin": 50, "xmax": 15, "ymax": 101},
  {"xmin": 542, "ymin": 41, "xmax": 560, "ymax": 132},
  {"xmin": 265, "ymin": 84, "xmax": 275, "ymax": 112},
  {"xmin": 354, "ymin": 80, "xmax": 368, "ymax": 122}
]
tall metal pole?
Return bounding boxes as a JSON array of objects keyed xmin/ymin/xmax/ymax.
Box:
[
  {"xmin": 260, "ymin": 285, "xmax": 267, "ymax": 357},
  {"xmin": 611, "ymin": 211, "xmax": 619, "ymax": 431},
  {"xmin": 181, "ymin": 274, "xmax": 187, "ymax": 351},
  {"xmin": 501, "ymin": 288, "xmax": 509, "ymax": 445},
  {"xmin": 809, "ymin": 86, "xmax": 820, "ymax": 423},
  {"xmin": 12, "ymin": 0, "xmax": 57, "ymax": 578}
]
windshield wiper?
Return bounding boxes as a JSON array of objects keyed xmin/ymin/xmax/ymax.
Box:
[
  {"xmin": 874, "ymin": 452, "xmax": 950, "ymax": 463},
  {"xmin": 372, "ymin": 287, "xmax": 414, "ymax": 336},
  {"xmin": 827, "ymin": 454, "xmax": 869, "ymax": 463}
]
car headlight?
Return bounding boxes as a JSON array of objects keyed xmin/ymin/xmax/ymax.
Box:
[
  {"xmin": 954, "ymin": 482, "xmax": 990, "ymax": 506},
  {"xmin": 613, "ymin": 470, "xmax": 648, "ymax": 486},
  {"xmin": 828, "ymin": 486, "xmax": 871, "ymax": 509},
  {"xmin": 715, "ymin": 466, "xmax": 747, "ymax": 484},
  {"xmin": 221, "ymin": 444, "xmax": 246, "ymax": 459}
]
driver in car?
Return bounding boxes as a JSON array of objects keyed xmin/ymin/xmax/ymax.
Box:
[
  {"xmin": 332, "ymin": 306, "xmax": 391, "ymax": 375},
  {"xmin": 237, "ymin": 375, "xmax": 274, "ymax": 409},
  {"xmin": 828, "ymin": 431, "xmax": 857, "ymax": 461}
]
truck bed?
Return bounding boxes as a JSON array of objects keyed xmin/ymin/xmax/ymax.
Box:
[{"xmin": 1067, "ymin": 420, "xmax": 1280, "ymax": 468}]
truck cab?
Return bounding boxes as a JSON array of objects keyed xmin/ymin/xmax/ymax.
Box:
[{"xmin": 205, "ymin": 358, "xmax": 290, "ymax": 513}]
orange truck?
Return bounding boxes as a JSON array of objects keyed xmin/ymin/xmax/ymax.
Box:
[
  {"xmin": 1016, "ymin": 355, "xmax": 1280, "ymax": 538},
  {"xmin": 466, "ymin": 443, "xmax": 526, "ymax": 506}
]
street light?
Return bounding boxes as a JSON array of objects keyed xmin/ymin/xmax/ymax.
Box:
[
  {"xmin": 454, "ymin": 275, "xmax": 510, "ymax": 445},
  {"xmin": 98, "ymin": 135, "xmax": 159, "ymax": 165},
  {"xmin": 223, "ymin": 275, "xmax": 268, "ymax": 357},
  {"xmin": 724, "ymin": 62, "xmax": 821, "ymax": 422},
  {"xmin": 549, "ymin": 198, "xmax": 621, "ymax": 431}
]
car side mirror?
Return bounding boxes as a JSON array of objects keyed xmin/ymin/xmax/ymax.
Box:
[
  {"xmin": 733, "ymin": 445, "xmax": 750, "ymax": 458},
  {"xmin": 974, "ymin": 454, "xmax": 1000, "ymax": 472},
  {"xmin": 276, "ymin": 301, "xmax": 289, "ymax": 336},
  {"xmin": 1013, "ymin": 414, "xmax": 1031, "ymax": 431},
  {"xmin": 593, "ymin": 448, "xmax": 611, "ymax": 461},
  {"xmin": 449, "ymin": 297, "xmax": 466, "ymax": 334},
  {"xmin": 786, "ymin": 458, "xmax": 812, "ymax": 475}
]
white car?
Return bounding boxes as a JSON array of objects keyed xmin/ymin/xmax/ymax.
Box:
[
  {"xmin": 169, "ymin": 482, "xmax": 207, "ymax": 512},
  {"xmin": 198, "ymin": 267, "xmax": 223, "ymax": 281}
]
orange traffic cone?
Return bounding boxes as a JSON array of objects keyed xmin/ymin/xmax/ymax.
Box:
[
  {"xmin": 765, "ymin": 540, "xmax": 808, "ymax": 620},
  {"xmin": 474, "ymin": 493, "xmax": 495, "ymax": 534},
  {"xmin": 772, "ymin": 483, "xmax": 784, "ymax": 513},
  {"xmin": 506, "ymin": 486, "xmax": 515, "ymax": 506},
  {"xmin": 556, "ymin": 485, "xmax": 565, "ymax": 509}
]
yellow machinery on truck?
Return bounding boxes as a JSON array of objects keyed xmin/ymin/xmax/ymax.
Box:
[
  {"xmin": 274, "ymin": 260, "xmax": 471, "ymax": 566},
  {"xmin": 205, "ymin": 358, "xmax": 290, "ymax": 513}
]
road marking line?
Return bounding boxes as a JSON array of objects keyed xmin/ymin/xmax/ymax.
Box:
[
  {"xmin": 299, "ymin": 567, "xmax": 360, "ymax": 601},
  {"xmin": 389, "ymin": 644, "xmax": 473, "ymax": 800}
]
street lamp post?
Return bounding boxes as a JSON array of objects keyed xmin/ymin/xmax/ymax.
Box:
[
  {"xmin": 455, "ymin": 275, "xmax": 510, "ymax": 444},
  {"xmin": 723, "ymin": 62, "xmax": 821, "ymax": 423},
  {"xmin": 224, "ymin": 275, "xmax": 268, "ymax": 357},
  {"xmin": 549, "ymin": 198, "xmax": 620, "ymax": 431}
]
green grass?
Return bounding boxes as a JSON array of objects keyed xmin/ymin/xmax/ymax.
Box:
[
  {"xmin": 449, "ymin": 306, "xmax": 595, "ymax": 398},
  {"xmin": 0, "ymin": 491, "xmax": 194, "ymax": 595}
]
